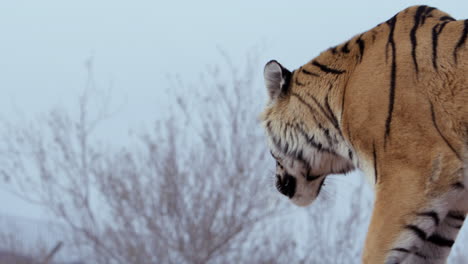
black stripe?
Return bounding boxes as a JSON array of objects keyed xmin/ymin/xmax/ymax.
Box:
[
  {"xmin": 281, "ymin": 122, "xmax": 288, "ymax": 139},
  {"xmin": 432, "ymin": 24, "xmax": 443, "ymax": 71},
  {"xmin": 290, "ymin": 94, "xmax": 321, "ymax": 126},
  {"xmin": 417, "ymin": 211, "xmax": 440, "ymax": 225},
  {"xmin": 429, "ymin": 101, "xmax": 462, "ymax": 160},
  {"xmin": 270, "ymin": 134, "xmax": 284, "ymax": 154},
  {"xmin": 295, "ymin": 79, "xmax": 305, "ymax": 86},
  {"xmin": 405, "ymin": 224, "xmax": 427, "ymax": 240},
  {"xmin": 384, "ymin": 15, "xmax": 397, "ymax": 145},
  {"xmin": 311, "ymin": 61, "xmax": 345, "ymax": 74},
  {"xmin": 371, "ymin": 32, "xmax": 377, "ymax": 42},
  {"xmin": 270, "ymin": 150, "xmax": 278, "ymax": 160},
  {"xmin": 440, "ymin": 16, "xmax": 456, "ymax": 22},
  {"xmin": 316, "ymin": 177, "xmax": 326, "ymax": 196},
  {"xmin": 301, "ymin": 68, "xmax": 319, "ymax": 77},
  {"xmin": 324, "ymin": 93, "xmax": 337, "ymax": 126},
  {"xmin": 324, "ymin": 87, "xmax": 343, "ymax": 138},
  {"xmin": 295, "ymin": 125, "xmax": 337, "ymax": 155},
  {"xmin": 285, "ymin": 95, "xmax": 338, "ymax": 155},
  {"xmin": 421, "ymin": 7, "xmax": 435, "ymax": 25},
  {"xmin": 432, "ymin": 22, "xmax": 449, "ymax": 70},
  {"xmin": 282, "ymin": 137, "xmax": 290, "ymax": 154},
  {"xmin": 356, "ymin": 35, "xmax": 365, "ymax": 62},
  {"xmin": 414, "ymin": 252, "xmax": 427, "ymax": 260},
  {"xmin": 427, "ymin": 234, "xmax": 454, "ymax": 247},
  {"xmin": 454, "ymin": 19, "xmax": 468, "ymax": 63},
  {"xmin": 306, "ymin": 173, "xmax": 322, "ymax": 182},
  {"xmin": 447, "ymin": 211, "xmax": 466, "ymax": 221},
  {"xmin": 266, "ymin": 122, "xmax": 289, "ymax": 155},
  {"xmin": 293, "ymin": 93, "xmax": 324, "ymax": 120},
  {"xmin": 293, "ymin": 148, "xmax": 306, "ymax": 165},
  {"xmin": 282, "ymin": 127, "xmax": 308, "ymax": 163},
  {"xmin": 452, "ymin": 181, "xmax": 465, "ymax": 189},
  {"xmin": 330, "ymin": 46, "xmax": 338, "ymax": 54},
  {"xmin": 372, "ymin": 142, "xmax": 378, "ymax": 184},
  {"xmin": 276, "ymin": 125, "xmax": 308, "ymax": 163},
  {"xmin": 410, "ymin": 6, "xmax": 427, "ymax": 74},
  {"xmin": 319, "ymin": 123, "xmax": 333, "ymax": 146},
  {"xmin": 340, "ymin": 83, "xmax": 348, "ymax": 120},
  {"xmin": 341, "ymin": 41, "xmax": 350, "ymax": 53},
  {"xmin": 299, "ymin": 92, "xmax": 341, "ymax": 137},
  {"xmin": 348, "ymin": 149, "xmax": 353, "ymax": 160}
]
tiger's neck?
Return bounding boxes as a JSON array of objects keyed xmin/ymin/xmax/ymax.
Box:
[{"xmin": 302, "ymin": 28, "xmax": 381, "ymax": 167}]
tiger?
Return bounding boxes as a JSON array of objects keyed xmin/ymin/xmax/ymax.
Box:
[{"xmin": 260, "ymin": 5, "xmax": 468, "ymax": 264}]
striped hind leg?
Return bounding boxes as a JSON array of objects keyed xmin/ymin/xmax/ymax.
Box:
[
  {"xmin": 408, "ymin": 184, "xmax": 468, "ymax": 263},
  {"xmin": 383, "ymin": 170, "xmax": 468, "ymax": 264},
  {"xmin": 401, "ymin": 209, "xmax": 466, "ymax": 263},
  {"xmin": 362, "ymin": 167, "xmax": 466, "ymax": 264},
  {"xmin": 404, "ymin": 159, "xmax": 468, "ymax": 263}
]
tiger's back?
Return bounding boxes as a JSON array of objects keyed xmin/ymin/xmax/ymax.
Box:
[
  {"xmin": 332, "ymin": 6, "xmax": 468, "ymax": 181},
  {"xmin": 341, "ymin": 6, "xmax": 468, "ymax": 150},
  {"xmin": 261, "ymin": 5, "xmax": 468, "ymax": 264}
]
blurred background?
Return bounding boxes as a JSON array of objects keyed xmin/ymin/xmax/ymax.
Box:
[{"xmin": 0, "ymin": 1, "xmax": 467, "ymax": 263}]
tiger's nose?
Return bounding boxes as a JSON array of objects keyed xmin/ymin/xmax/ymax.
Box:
[{"xmin": 276, "ymin": 174, "xmax": 296, "ymax": 198}]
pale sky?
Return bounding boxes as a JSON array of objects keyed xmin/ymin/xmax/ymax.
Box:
[{"xmin": 0, "ymin": 0, "xmax": 467, "ymax": 220}]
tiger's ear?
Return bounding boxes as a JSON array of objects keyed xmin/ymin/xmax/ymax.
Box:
[{"xmin": 264, "ymin": 60, "xmax": 292, "ymax": 101}]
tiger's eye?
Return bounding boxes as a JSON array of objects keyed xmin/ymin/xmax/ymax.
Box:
[{"xmin": 306, "ymin": 174, "xmax": 322, "ymax": 181}]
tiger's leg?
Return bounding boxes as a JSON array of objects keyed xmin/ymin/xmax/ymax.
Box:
[
  {"xmin": 362, "ymin": 166, "xmax": 466, "ymax": 264},
  {"xmin": 394, "ymin": 164, "xmax": 468, "ymax": 263},
  {"xmin": 403, "ymin": 209, "xmax": 466, "ymax": 263}
]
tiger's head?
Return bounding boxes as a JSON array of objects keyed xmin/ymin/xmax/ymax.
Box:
[{"xmin": 260, "ymin": 60, "xmax": 355, "ymax": 206}]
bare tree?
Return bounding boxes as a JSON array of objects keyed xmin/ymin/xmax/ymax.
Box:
[{"xmin": 0, "ymin": 53, "xmax": 300, "ymax": 263}]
